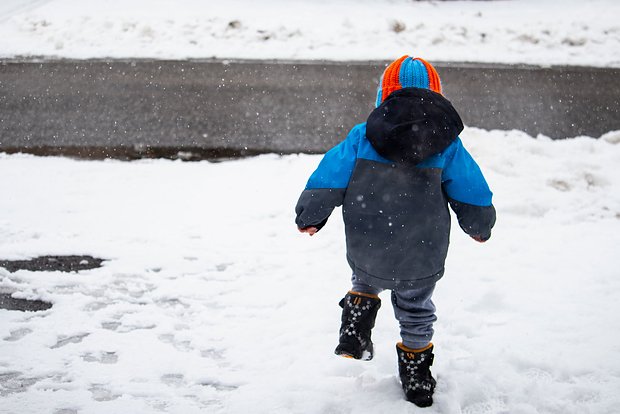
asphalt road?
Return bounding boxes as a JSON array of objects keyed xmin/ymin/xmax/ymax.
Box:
[{"xmin": 1, "ymin": 59, "xmax": 618, "ymax": 159}]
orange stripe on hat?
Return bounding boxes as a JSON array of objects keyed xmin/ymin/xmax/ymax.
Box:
[
  {"xmin": 414, "ymin": 57, "xmax": 442, "ymax": 94},
  {"xmin": 380, "ymin": 55, "xmax": 408, "ymax": 106}
]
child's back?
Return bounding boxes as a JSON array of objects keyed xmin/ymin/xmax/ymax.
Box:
[{"xmin": 295, "ymin": 56, "xmax": 496, "ymax": 407}]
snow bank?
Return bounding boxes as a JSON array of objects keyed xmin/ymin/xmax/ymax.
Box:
[
  {"xmin": 0, "ymin": 0, "xmax": 619, "ymax": 67},
  {"xmin": 1, "ymin": 128, "xmax": 619, "ymax": 413}
]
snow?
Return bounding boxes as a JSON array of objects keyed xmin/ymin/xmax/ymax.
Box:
[
  {"xmin": 1, "ymin": 128, "xmax": 620, "ymax": 413},
  {"xmin": 0, "ymin": 0, "xmax": 619, "ymax": 67},
  {"xmin": 1, "ymin": 0, "xmax": 620, "ymax": 412}
]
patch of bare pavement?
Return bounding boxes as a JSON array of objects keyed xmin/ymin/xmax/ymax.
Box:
[
  {"xmin": 0, "ymin": 255, "xmax": 104, "ymax": 312},
  {"xmin": 0, "ymin": 255, "xmax": 104, "ymax": 273}
]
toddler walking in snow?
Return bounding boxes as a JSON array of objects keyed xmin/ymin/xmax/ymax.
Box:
[{"xmin": 295, "ymin": 55, "xmax": 496, "ymax": 407}]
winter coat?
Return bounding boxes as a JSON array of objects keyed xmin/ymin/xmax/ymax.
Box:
[{"xmin": 295, "ymin": 87, "xmax": 496, "ymax": 289}]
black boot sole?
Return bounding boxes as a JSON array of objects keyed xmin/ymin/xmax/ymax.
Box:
[{"xmin": 334, "ymin": 343, "xmax": 374, "ymax": 361}]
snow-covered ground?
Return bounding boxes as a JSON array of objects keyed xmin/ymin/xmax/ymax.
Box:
[
  {"xmin": 1, "ymin": 128, "xmax": 620, "ymax": 413},
  {"xmin": 0, "ymin": 0, "xmax": 619, "ymax": 67},
  {"xmin": 1, "ymin": 1, "xmax": 619, "ymax": 412}
]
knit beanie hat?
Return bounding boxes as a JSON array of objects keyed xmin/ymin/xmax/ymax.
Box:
[{"xmin": 375, "ymin": 56, "xmax": 442, "ymax": 107}]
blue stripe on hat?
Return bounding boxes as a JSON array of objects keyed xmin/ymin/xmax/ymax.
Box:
[
  {"xmin": 375, "ymin": 75, "xmax": 384, "ymax": 107},
  {"xmin": 399, "ymin": 58, "xmax": 430, "ymax": 90}
]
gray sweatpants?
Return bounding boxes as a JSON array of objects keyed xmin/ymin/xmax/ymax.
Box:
[{"xmin": 351, "ymin": 273, "xmax": 437, "ymax": 350}]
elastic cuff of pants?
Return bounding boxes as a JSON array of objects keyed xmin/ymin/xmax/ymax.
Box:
[
  {"xmin": 398, "ymin": 341, "xmax": 433, "ymax": 353},
  {"xmin": 348, "ymin": 290, "xmax": 380, "ymax": 300}
]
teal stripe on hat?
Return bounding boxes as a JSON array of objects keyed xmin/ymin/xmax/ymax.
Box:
[
  {"xmin": 375, "ymin": 86, "xmax": 383, "ymax": 108},
  {"xmin": 399, "ymin": 57, "xmax": 429, "ymax": 90},
  {"xmin": 375, "ymin": 74, "xmax": 384, "ymax": 107}
]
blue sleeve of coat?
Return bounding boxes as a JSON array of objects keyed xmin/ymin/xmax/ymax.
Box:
[
  {"xmin": 441, "ymin": 138, "xmax": 496, "ymax": 240},
  {"xmin": 305, "ymin": 124, "xmax": 362, "ymax": 189},
  {"xmin": 295, "ymin": 124, "xmax": 362, "ymax": 230}
]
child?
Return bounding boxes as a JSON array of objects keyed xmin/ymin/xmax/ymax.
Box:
[{"xmin": 295, "ymin": 55, "xmax": 496, "ymax": 407}]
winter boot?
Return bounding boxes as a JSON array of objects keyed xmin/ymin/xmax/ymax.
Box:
[
  {"xmin": 334, "ymin": 291, "xmax": 381, "ymax": 360},
  {"xmin": 396, "ymin": 342, "xmax": 436, "ymax": 407}
]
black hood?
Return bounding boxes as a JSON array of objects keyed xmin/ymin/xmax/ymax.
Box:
[{"xmin": 366, "ymin": 87, "xmax": 464, "ymax": 165}]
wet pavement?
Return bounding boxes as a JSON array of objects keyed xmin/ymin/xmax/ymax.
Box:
[
  {"xmin": 0, "ymin": 255, "xmax": 104, "ymax": 311},
  {"xmin": 0, "ymin": 294, "xmax": 52, "ymax": 312},
  {"xmin": 0, "ymin": 255, "xmax": 104, "ymax": 273},
  {"xmin": 0, "ymin": 59, "xmax": 619, "ymax": 159}
]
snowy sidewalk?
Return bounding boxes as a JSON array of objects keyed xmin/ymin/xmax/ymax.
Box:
[{"xmin": 1, "ymin": 128, "xmax": 620, "ymax": 413}]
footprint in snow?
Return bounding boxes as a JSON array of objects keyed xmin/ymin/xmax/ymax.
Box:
[
  {"xmin": 161, "ymin": 373, "xmax": 185, "ymax": 386},
  {"xmin": 111, "ymin": 277, "xmax": 156, "ymax": 299},
  {"xmin": 199, "ymin": 379, "xmax": 239, "ymax": 391},
  {"xmin": 3, "ymin": 327, "xmax": 32, "ymax": 342},
  {"xmin": 155, "ymin": 296, "xmax": 190, "ymax": 309},
  {"xmin": 116, "ymin": 323, "xmax": 156, "ymax": 333},
  {"xmin": 89, "ymin": 384, "xmax": 121, "ymax": 402},
  {"xmin": 82, "ymin": 301, "xmax": 109, "ymax": 311},
  {"xmin": 158, "ymin": 333, "xmax": 193, "ymax": 352},
  {"xmin": 0, "ymin": 371, "xmax": 40, "ymax": 397},
  {"xmin": 81, "ymin": 351, "xmax": 118, "ymax": 364},
  {"xmin": 200, "ymin": 348, "xmax": 225, "ymax": 360},
  {"xmin": 101, "ymin": 321, "xmax": 122, "ymax": 331},
  {"xmin": 50, "ymin": 333, "xmax": 90, "ymax": 349},
  {"xmin": 216, "ymin": 263, "xmax": 231, "ymax": 272}
]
